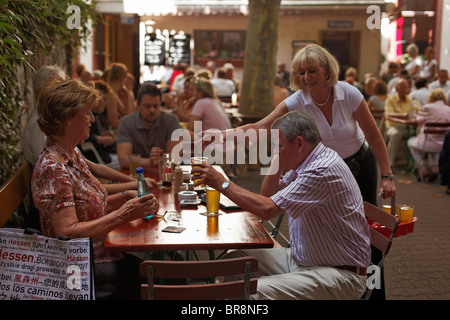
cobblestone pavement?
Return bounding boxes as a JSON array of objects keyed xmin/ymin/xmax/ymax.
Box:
[
  {"xmin": 236, "ymin": 167, "xmax": 450, "ymax": 300},
  {"xmin": 381, "ymin": 171, "xmax": 450, "ymax": 300}
]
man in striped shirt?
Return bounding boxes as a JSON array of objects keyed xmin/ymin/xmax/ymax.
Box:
[{"xmin": 194, "ymin": 111, "xmax": 371, "ymax": 300}]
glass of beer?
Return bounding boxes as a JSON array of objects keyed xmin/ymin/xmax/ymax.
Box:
[
  {"xmin": 398, "ymin": 205, "xmax": 414, "ymax": 223},
  {"xmin": 205, "ymin": 186, "xmax": 220, "ymax": 216},
  {"xmin": 128, "ymin": 154, "xmax": 141, "ymax": 178},
  {"xmin": 382, "ymin": 204, "xmax": 400, "ymax": 216},
  {"xmin": 382, "ymin": 205, "xmax": 392, "ymax": 215},
  {"xmin": 191, "ymin": 156, "xmax": 208, "ymax": 188}
]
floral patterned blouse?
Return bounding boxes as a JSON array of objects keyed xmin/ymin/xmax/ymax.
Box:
[{"xmin": 31, "ymin": 138, "xmax": 122, "ymax": 264}]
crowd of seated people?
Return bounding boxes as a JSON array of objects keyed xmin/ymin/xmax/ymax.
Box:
[
  {"xmin": 342, "ymin": 46, "xmax": 450, "ymax": 184},
  {"xmin": 25, "ymin": 61, "xmax": 246, "ymax": 180}
]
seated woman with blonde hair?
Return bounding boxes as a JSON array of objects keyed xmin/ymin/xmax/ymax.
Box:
[
  {"xmin": 162, "ymin": 76, "xmax": 196, "ymax": 122},
  {"xmin": 408, "ymin": 88, "xmax": 450, "ymax": 182},
  {"xmin": 107, "ymin": 62, "xmax": 135, "ymax": 119},
  {"xmin": 188, "ymin": 78, "xmax": 231, "ymax": 132},
  {"xmin": 32, "ymin": 79, "xmax": 159, "ymax": 299},
  {"xmin": 188, "ymin": 78, "xmax": 234, "ymax": 177}
]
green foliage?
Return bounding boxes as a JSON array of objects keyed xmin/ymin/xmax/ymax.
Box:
[{"xmin": 0, "ymin": 0, "xmax": 100, "ymax": 185}]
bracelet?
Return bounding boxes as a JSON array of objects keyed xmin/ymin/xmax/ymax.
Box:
[{"xmin": 122, "ymin": 190, "xmax": 127, "ymax": 199}]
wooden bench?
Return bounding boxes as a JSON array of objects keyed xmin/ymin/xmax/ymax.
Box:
[{"xmin": 0, "ymin": 161, "xmax": 32, "ymax": 227}]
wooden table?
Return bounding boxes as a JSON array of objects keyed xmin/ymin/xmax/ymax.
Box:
[
  {"xmin": 104, "ymin": 166, "xmax": 274, "ymax": 256},
  {"xmin": 387, "ymin": 115, "xmax": 418, "ymax": 127},
  {"xmin": 387, "ymin": 115, "xmax": 418, "ymax": 173}
]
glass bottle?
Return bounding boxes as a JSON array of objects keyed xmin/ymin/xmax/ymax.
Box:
[
  {"xmin": 136, "ymin": 167, "xmax": 153, "ymax": 219},
  {"xmin": 158, "ymin": 153, "xmax": 173, "ymax": 189}
]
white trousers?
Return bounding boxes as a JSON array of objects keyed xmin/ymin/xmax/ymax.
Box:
[
  {"xmin": 224, "ymin": 248, "xmax": 367, "ymax": 300},
  {"xmin": 407, "ymin": 136, "xmax": 440, "ymax": 168},
  {"xmin": 386, "ymin": 125, "xmax": 408, "ymax": 165}
]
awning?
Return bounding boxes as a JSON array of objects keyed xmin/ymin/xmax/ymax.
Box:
[{"xmin": 96, "ymin": 0, "xmax": 387, "ymax": 16}]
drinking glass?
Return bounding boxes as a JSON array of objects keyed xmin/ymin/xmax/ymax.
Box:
[
  {"xmin": 191, "ymin": 156, "xmax": 208, "ymax": 188},
  {"xmin": 399, "ymin": 205, "xmax": 414, "ymax": 223},
  {"xmin": 205, "ymin": 186, "xmax": 220, "ymax": 216}
]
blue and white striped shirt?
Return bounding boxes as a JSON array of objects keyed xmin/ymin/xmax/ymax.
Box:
[{"xmin": 271, "ymin": 143, "xmax": 371, "ymax": 268}]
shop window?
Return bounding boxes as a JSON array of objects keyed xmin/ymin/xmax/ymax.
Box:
[{"xmin": 194, "ymin": 30, "xmax": 246, "ymax": 67}]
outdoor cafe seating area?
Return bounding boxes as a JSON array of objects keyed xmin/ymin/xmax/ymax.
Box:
[{"xmin": 5, "ymin": 81, "xmax": 448, "ymax": 303}]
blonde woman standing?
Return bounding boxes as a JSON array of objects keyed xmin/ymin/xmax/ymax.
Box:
[{"xmin": 208, "ymin": 44, "xmax": 395, "ymax": 204}]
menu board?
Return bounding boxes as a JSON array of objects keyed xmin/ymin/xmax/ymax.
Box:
[
  {"xmin": 168, "ymin": 33, "xmax": 191, "ymax": 66},
  {"xmin": 144, "ymin": 33, "xmax": 166, "ymax": 66}
]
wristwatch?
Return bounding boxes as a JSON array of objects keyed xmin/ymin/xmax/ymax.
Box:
[
  {"xmin": 221, "ymin": 180, "xmax": 231, "ymax": 192},
  {"xmin": 381, "ymin": 174, "xmax": 395, "ymax": 181}
]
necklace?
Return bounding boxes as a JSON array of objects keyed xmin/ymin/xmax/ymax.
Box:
[{"xmin": 311, "ymin": 88, "xmax": 331, "ymax": 107}]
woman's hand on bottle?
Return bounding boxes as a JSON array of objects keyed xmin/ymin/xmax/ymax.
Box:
[{"xmin": 117, "ymin": 193, "xmax": 159, "ymax": 222}]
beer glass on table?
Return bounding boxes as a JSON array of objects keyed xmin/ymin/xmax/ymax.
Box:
[{"xmin": 205, "ymin": 186, "xmax": 220, "ymax": 216}]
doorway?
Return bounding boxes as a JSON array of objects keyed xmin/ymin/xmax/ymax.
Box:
[{"xmin": 321, "ymin": 31, "xmax": 360, "ymax": 80}]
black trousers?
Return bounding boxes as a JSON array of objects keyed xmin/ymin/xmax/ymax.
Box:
[
  {"xmin": 344, "ymin": 142, "xmax": 378, "ymax": 206},
  {"xmin": 344, "ymin": 144, "xmax": 386, "ymax": 300},
  {"xmin": 439, "ymin": 130, "xmax": 450, "ymax": 190}
]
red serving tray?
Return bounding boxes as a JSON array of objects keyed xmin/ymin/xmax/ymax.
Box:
[{"xmin": 368, "ymin": 217, "xmax": 417, "ymax": 238}]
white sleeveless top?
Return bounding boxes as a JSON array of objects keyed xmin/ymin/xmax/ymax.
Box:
[{"xmin": 284, "ymin": 81, "xmax": 365, "ymax": 159}]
